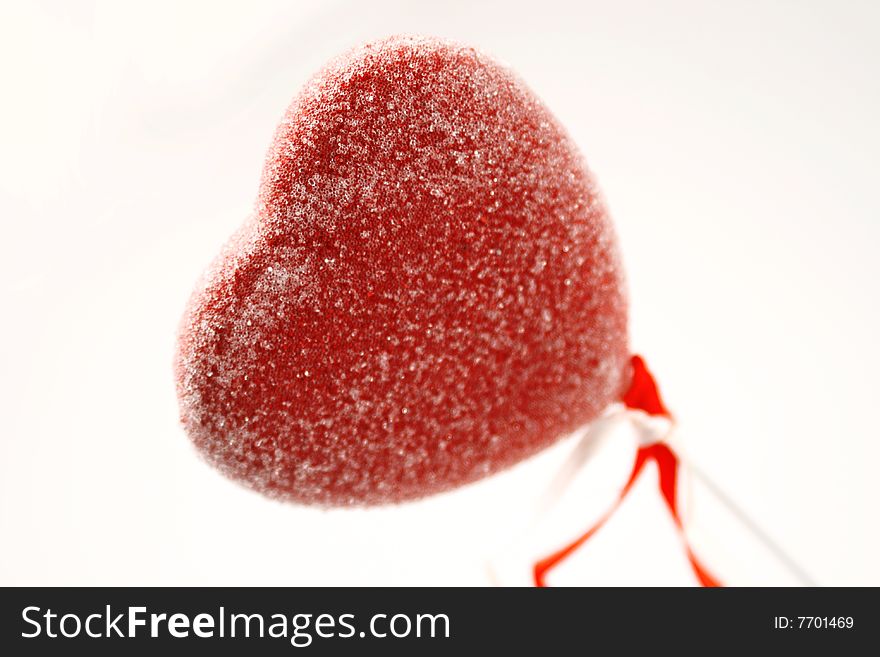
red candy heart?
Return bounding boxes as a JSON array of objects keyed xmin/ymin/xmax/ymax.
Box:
[{"xmin": 175, "ymin": 35, "xmax": 629, "ymax": 505}]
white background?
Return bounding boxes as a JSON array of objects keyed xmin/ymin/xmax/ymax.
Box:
[{"xmin": 1, "ymin": 0, "xmax": 878, "ymax": 586}]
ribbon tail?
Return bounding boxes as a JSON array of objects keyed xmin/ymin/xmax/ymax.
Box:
[
  {"xmin": 533, "ymin": 442, "xmax": 652, "ymax": 587},
  {"xmin": 643, "ymin": 441, "xmax": 721, "ymax": 588}
]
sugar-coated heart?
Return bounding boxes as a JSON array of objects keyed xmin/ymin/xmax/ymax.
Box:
[{"xmin": 175, "ymin": 35, "xmax": 629, "ymax": 505}]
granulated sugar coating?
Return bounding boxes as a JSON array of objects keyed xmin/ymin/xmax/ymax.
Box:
[{"xmin": 175, "ymin": 35, "xmax": 629, "ymax": 505}]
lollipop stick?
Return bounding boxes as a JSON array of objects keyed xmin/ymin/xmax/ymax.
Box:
[{"xmin": 672, "ymin": 449, "xmax": 818, "ymax": 586}]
